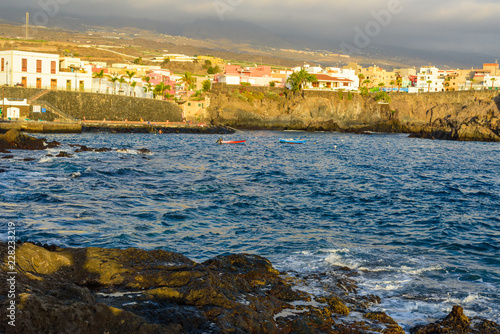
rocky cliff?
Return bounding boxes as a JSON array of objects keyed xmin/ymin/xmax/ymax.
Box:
[{"xmin": 205, "ymin": 88, "xmax": 500, "ymax": 142}]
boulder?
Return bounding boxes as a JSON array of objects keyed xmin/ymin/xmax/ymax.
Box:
[
  {"xmin": 0, "ymin": 129, "xmax": 58, "ymax": 150},
  {"xmin": 410, "ymin": 305, "xmax": 500, "ymax": 334}
]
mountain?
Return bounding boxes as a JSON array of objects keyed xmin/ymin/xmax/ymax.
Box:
[
  {"xmin": 0, "ymin": 4, "xmax": 495, "ymax": 69},
  {"xmin": 181, "ymin": 19, "xmax": 293, "ymax": 49}
]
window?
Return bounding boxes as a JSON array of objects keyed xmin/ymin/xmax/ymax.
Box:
[
  {"xmin": 22, "ymin": 59, "xmax": 27, "ymax": 72},
  {"xmin": 51, "ymin": 61, "xmax": 56, "ymax": 74},
  {"xmin": 36, "ymin": 60, "xmax": 42, "ymax": 73}
]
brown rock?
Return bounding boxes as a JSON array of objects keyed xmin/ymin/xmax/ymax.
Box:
[
  {"xmin": 0, "ymin": 129, "xmax": 48, "ymax": 150},
  {"xmin": 410, "ymin": 305, "xmax": 500, "ymax": 334}
]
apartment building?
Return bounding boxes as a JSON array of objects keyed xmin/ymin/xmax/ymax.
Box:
[{"xmin": 0, "ymin": 50, "xmax": 92, "ymax": 91}]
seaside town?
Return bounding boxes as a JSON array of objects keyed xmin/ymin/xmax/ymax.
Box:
[
  {"xmin": 1, "ymin": 3, "xmax": 500, "ymax": 334},
  {"xmin": 1, "ymin": 48, "xmax": 499, "ymax": 121}
]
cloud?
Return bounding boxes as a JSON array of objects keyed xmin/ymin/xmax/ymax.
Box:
[{"xmin": 2, "ymin": 0, "xmax": 499, "ymax": 56}]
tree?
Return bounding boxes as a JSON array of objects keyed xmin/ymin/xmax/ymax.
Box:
[
  {"xmin": 130, "ymin": 81, "xmax": 137, "ymax": 96},
  {"xmin": 426, "ymin": 80, "xmax": 432, "ymax": 92},
  {"xmin": 378, "ymin": 82, "xmax": 385, "ymax": 91},
  {"xmin": 363, "ymin": 79, "xmax": 371, "ymax": 88},
  {"xmin": 203, "ymin": 60, "xmax": 212, "ymax": 69},
  {"xmin": 125, "ymin": 70, "xmax": 136, "ymax": 95},
  {"xmin": 180, "ymin": 72, "xmax": 195, "ymax": 93},
  {"xmin": 358, "ymin": 74, "xmax": 365, "ymax": 88},
  {"xmin": 396, "ymin": 78, "xmax": 402, "ymax": 93},
  {"xmin": 202, "ymin": 79, "xmax": 211, "ymax": 92},
  {"xmin": 491, "ymin": 78, "xmax": 497, "ymax": 90},
  {"xmin": 153, "ymin": 82, "xmax": 171, "ymax": 99},
  {"xmin": 118, "ymin": 76, "xmax": 127, "ymax": 94},
  {"xmin": 93, "ymin": 69, "xmax": 105, "ymax": 93},
  {"xmin": 286, "ymin": 69, "xmax": 317, "ymax": 93},
  {"xmin": 470, "ymin": 78, "xmax": 475, "ymax": 90},
  {"xmin": 269, "ymin": 81, "xmax": 276, "ymax": 87},
  {"xmin": 390, "ymin": 80, "xmax": 396, "ymax": 91},
  {"xmin": 375, "ymin": 91, "xmax": 391, "ymax": 103},
  {"xmin": 133, "ymin": 57, "xmax": 142, "ymax": 65},
  {"xmin": 107, "ymin": 75, "xmax": 119, "ymax": 94},
  {"xmin": 143, "ymin": 83, "xmax": 153, "ymax": 95}
]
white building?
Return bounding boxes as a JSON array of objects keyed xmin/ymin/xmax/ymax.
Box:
[
  {"xmin": 290, "ymin": 64, "xmax": 359, "ymax": 91},
  {"xmin": 416, "ymin": 66, "xmax": 456, "ymax": 92},
  {"xmin": 483, "ymin": 74, "xmax": 500, "ymax": 90},
  {"xmin": 217, "ymin": 74, "xmax": 241, "ymax": 85},
  {"xmin": 0, "ymin": 50, "xmax": 93, "ymax": 91}
]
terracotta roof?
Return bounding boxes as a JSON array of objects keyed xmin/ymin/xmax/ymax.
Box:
[{"xmin": 314, "ymin": 74, "xmax": 353, "ymax": 82}]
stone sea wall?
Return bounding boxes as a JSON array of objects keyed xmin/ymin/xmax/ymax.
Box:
[{"xmin": 2, "ymin": 87, "xmax": 183, "ymax": 123}]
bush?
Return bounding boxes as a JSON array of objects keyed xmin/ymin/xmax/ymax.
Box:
[
  {"xmin": 267, "ymin": 91, "xmax": 278, "ymax": 99},
  {"xmin": 360, "ymin": 87, "xmax": 370, "ymax": 96},
  {"xmin": 374, "ymin": 91, "xmax": 391, "ymax": 103},
  {"xmin": 347, "ymin": 92, "xmax": 353, "ymax": 100}
]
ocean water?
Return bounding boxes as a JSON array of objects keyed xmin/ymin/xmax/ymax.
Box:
[{"xmin": 1, "ymin": 130, "xmax": 499, "ymax": 331}]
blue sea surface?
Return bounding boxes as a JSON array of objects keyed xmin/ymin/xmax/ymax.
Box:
[{"xmin": 1, "ymin": 131, "xmax": 499, "ymax": 331}]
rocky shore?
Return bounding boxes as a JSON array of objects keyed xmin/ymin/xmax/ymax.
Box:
[
  {"xmin": 204, "ymin": 89, "xmax": 500, "ymax": 142},
  {"xmin": 1, "ymin": 242, "xmax": 499, "ymax": 334}
]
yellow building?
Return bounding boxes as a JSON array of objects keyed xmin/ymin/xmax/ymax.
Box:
[{"xmin": 197, "ymin": 55, "xmax": 225, "ymax": 67}]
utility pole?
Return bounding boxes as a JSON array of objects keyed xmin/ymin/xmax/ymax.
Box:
[{"xmin": 26, "ymin": 12, "xmax": 29, "ymax": 40}]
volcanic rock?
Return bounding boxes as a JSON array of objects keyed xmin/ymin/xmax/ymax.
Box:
[
  {"xmin": 1, "ymin": 243, "xmax": 499, "ymax": 334},
  {"xmin": 0, "ymin": 129, "xmax": 48, "ymax": 150},
  {"xmin": 410, "ymin": 305, "xmax": 500, "ymax": 334}
]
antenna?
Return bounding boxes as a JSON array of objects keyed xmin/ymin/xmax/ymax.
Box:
[{"xmin": 26, "ymin": 12, "xmax": 29, "ymax": 40}]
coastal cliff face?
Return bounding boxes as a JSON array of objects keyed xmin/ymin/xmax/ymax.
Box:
[{"xmin": 205, "ymin": 88, "xmax": 500, "ymax": 141}]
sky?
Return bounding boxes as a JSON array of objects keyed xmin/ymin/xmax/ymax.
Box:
[{"xmin": 2, "ymin": 0, "xmax": 500, "ymax": 58}]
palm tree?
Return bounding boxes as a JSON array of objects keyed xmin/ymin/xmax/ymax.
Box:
[
  {"xmin": 396, "ymin": 78, "xmax": 402, "ymax": 93},
  {"xmin": 180, "ymin": 72, "xmax": 195, "ymax": 93},
  {"xmin": 286, "ymin": 69, "xmax": 317, "ymax": 93},
  {"xmin": 118, "ymin": 76, "xmax": 127, "ymax": 94},
  {"xmin": 491, "ymin": 78, "xmax": 497, "ymax": 90},
  {"xmin": 390, "ymin": 80, "xmax": 396, "ymax": 92},
  {"xmin": 130, "ymin": 81, "xmax": 137, "ymax": 97},
  {"xmin": 125, "ymin": 70, "xmax": 136, "ymax": 95},
  {"xmin": 107, "ymin": 75, "xmax": 119, "ymax": 94},
  {"xmin": 153, "ymin": 82, "xmax": 171, "ymax": 99},
  {"xmin": 358, "ymin": 74, "xmax": 365, "ymax": 89},
  {"xmin": 143, "ymin": 83, "xmax": 153, "ymax": 96},
  {"xmin": 470, "ymin": 78, "xmax": 475, "ymax": 90},
  {"xmin": 93, "ymin": 69, "xmax": 105, "ymax": 93},
  {"xmin": 426, "ymin": 80, "xmax": 432, "ymax": 92},
  {"xmin": 363, "ymin": 79, "xmax": 371, "ymax": 88},
  {"xmin": 378, "ymin": 82, "xmax": 385, "ymax": 91}
]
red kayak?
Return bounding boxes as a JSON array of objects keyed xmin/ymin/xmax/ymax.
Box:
[{"xmin": 217, "ymin": 140, "xmax": 246, "ymax": 144}]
